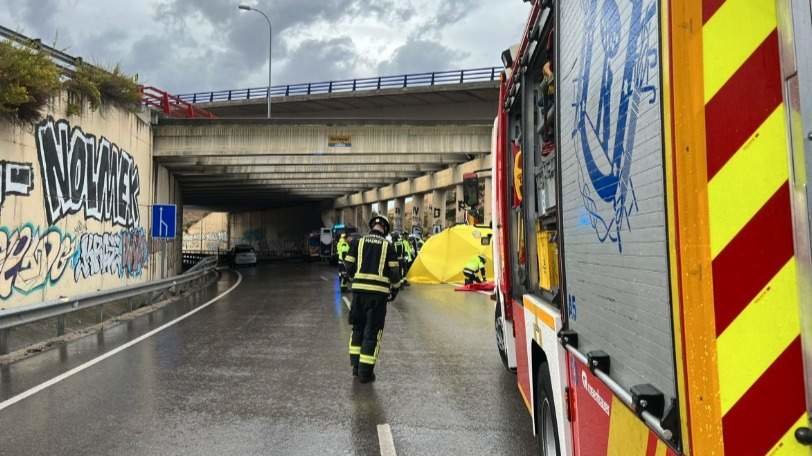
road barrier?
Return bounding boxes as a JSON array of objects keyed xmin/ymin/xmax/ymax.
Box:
[{"xmin": 0, "ymin": 257, "xmax": 218, "ymax": 355}]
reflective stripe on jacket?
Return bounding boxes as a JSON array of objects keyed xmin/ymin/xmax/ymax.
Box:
[{"xmin": 345, "ymin": 232, "xmax": 402, "ymax": 295}]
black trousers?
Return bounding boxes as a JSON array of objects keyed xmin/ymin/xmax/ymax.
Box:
[
  {"xmin": 464, "ymin": 269, "xmax": 482, "ymax": 285},
  {"xmin": 348, "ymin": 292, "xmax": 388, "ymax": 376}
]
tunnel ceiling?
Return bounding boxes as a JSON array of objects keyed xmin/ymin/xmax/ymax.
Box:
[{"xmin": 155, "ymin": 82, "xmax": 498, "ymax": 210}]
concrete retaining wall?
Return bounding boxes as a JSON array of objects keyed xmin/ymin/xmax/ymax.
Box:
[{"xmin": 0, "ymin": 92, "xmax": 180, "ymax": 308}]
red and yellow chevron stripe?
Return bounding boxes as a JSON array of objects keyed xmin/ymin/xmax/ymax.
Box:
[
  {"xmin": 703, "ymin": 1, "xmax": 806, "ymax": 454},
  {"xmin": 668, "ymin": 0, "xmax": 807, "ymax": 454},
  {"xmin": 667, "ymin": 0, "xmax": 807, "ymax": 454}
]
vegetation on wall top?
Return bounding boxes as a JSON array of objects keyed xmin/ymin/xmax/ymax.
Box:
[
  {"xmin": 64, "ymin": 63, "xmax": 141, "ymax": 116},
  {"xmin": 0, "ymin": 39, "xmax": 141, "ymax": 122},
  {"xmin": 0, "ymin": 41, "xmax": 61, "ymax": 122}
]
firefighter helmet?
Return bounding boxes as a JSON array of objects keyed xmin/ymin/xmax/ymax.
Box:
[{"xmin": 368, "ymin": 215, "xmax": 391, "ymax": 236}]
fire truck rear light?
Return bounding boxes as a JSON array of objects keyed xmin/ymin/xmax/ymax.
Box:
[{"xmin": 631, "ymin": 383, "xmax": 665, "ymax": 418}]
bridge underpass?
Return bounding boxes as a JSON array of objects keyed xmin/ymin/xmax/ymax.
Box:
[
  {"xmin": 155, "ymin": 118, "xmax": 491, "ymax": 210},
  {"xmin": 0, "ymin": 37, "xmax": 535, "ymax": 452}
]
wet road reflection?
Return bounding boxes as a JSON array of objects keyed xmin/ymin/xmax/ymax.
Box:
[{"xmin": 0, "ymin": 264, "xmax": 536, "ymax": 455}]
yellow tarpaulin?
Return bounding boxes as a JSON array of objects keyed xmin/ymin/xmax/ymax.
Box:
[{"xmin": 407, "ymin": 225, "xmax": 494, "ymax": 284}]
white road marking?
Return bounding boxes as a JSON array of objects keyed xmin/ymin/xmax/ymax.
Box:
[
  {"xmin": 0, "ymin": 271, "xmax": 244, "ymax": 413},
  {"xmin": 342, "ymin": 296, "xmax": 352, "ymax": 310},
  {"xmin": 377, "ymin": 424, "xmax": 397, "ymax": 456},
  {"xmin": 320, "ymin": 276, "xmax": 329, "ymax": 281}
]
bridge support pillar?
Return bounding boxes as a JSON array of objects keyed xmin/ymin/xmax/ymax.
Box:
[
  {"xmin": 430, "ymin": 189, "xmax": 446, "ymax": 233},
  {"xmin": 455, "ymin": 184, "xmax": 465, "ymax": 224},
  {"xmin": 392, "ymin": 198, "xmax": 405, "ymax": 233},
  {"xmin": 360, "ymin": 204, "xmax": 372, "ymax": 232},
  {"xmin": 407, "ymin": 195, "xmax": 424, "ymax": 234},
  {"xmin": 226, "ymin": 214, "xmax": 232, "ymax": 249}
]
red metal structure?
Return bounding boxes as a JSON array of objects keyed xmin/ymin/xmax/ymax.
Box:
[{"xmin": 139, "ymin": 86, "xmax": 216, "ymax": 119}]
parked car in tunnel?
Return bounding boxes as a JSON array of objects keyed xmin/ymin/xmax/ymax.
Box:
[{"xmin": 227, "ymin": 245, "xmax": 258, "ymax": 267}]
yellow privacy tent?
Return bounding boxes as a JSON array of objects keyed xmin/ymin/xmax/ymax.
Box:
[{"xmin": 407, "ymin": 225, "xmax": 494, "ymax": 284}]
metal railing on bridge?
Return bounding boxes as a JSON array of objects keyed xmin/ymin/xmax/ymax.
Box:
[{"xmin": 176, "ymin": 66, "xmax": 502, "ymax": 104}]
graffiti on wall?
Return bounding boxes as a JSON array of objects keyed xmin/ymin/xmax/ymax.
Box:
[
  {"xmin": 0, "ymin": 224, "xmax": 75, "ymax": 299},
  {"xmin": 0, "ymin": 116, "xmax": 155, "ymax": 300},
  {"xmin": 73, "ymin": 228, "xmax": 149, "ymax": 281},
  {"xmin": 0, "ymin": 161, "xmax": 34, "ymax": 211},
  {"xmin": 36, "ymin": 117, "xmax": 142, "ymax": 229}
]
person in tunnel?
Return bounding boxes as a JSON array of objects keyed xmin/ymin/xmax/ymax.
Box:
[
  {"xmin": 343, "ymin": 214, "xmax": 401, "ymax": 383},
  {"xmin": 463, "ymin": 255, "xmax": 487, "ymax": 285},
  {"xmin": 336, "ymin": 233, "xmax": 351, "ymax": 291},
  {"xmin": 391, "ymin": 232, "xmax": 409, "ymax": 287}
]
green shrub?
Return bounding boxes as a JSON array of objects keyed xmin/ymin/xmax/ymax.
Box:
[
  {"xmin": 0, "ymin": 41, "xmax": 61, "ymax": 122},
  {"xmin": 65, "ymin": 63, "xmax": 140, "ymax": 114}
]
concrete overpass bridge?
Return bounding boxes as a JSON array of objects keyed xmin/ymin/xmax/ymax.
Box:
[{"xmin": 157, "ymin": 68, "xmax": 501, "ymax": 226}]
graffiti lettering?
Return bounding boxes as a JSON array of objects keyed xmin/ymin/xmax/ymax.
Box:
[
  {"xmin": 73, "ymin": 228, "xmax": 148, "ymax": 281},
  {"xmin": 0, "ymin": 161, "xmax": 34, "ymax": 211},
  {"xmin": 35, "ymin": 117, "xmax": 141, "ymax": 229},
  {"xmin": 0, "ymin": 224, "xmax": 75, "ymax": 299}
]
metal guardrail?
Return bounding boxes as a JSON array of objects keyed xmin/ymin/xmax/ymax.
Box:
[
  {"xmin": 185, "ymin": 256, "xmax": 218, "ymax": 274},
  {"xmin": 176, "ymin": 66, "xmax": 502, "ymax": 104},
  {"xmin": 140, "ymin": 85, "xmax": 217, "ymax": 119},
  {"xmin": 0, "ymin": 258, "xmax": 219, "ymax": 355},
  {"xmin": 0, "ymin": 24, "xmax": 95, "ymax": 75}
]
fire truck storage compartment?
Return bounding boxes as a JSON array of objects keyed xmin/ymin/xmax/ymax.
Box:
[{"xmin": 558, "ymin": 0, "xmax": 677, "ymax": 404}]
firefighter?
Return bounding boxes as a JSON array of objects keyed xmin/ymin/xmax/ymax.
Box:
[
  {"xmin": 336, "ymin": 233, "xmax": 351, "ymax": 291},
  {"xmin": 401, "ymin": 235, "xmax": 415, "ymax": 272},
  {"xmin": 343, "ymin": 215, "xmax": 401, "ymax": 383},
  {"xmin": 463, "ymin": 254, "xmax": 487, "ymax": 285},
  {"xmin": 391, "ymin": 232, "xmax": 405, "ymax": 275},
  {"xmin": 336, "ymin": 233, "xmax": 350, "ymax": 261}
]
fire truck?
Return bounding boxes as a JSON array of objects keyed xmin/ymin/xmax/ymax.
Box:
[{"xmin": 491, "ymin": 0, "xmax": 812, "ymax": 454}]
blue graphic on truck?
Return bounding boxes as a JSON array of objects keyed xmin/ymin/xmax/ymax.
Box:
[{"xmin": 571, "ymin": 0, "xmax": 658, "ymax": 252}]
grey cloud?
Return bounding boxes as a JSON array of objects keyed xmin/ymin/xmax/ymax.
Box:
[
  {"xmin": 143, "ymin": 0, "xmax": 413, "ymax": 90},
  {"xmin": 275, "ymin": 36, "xmax": 364, "ymax": 85},
  {"xmin": 0, "ymin": 0, "xmax": 526, "ymax": 93},
  {"xmin": 4, "ymin": 0, "xmax": 64, "ymax": 47},
  {"xmin": 415, "ymin": 0, "xmax": 482, "ymax": 37},
  {"xmin": 378, "ymin": 39, "xmax": 467, "ymax": 76}
]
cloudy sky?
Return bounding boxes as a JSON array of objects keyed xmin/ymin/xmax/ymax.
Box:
[{"xmin": 1, "ymin": 1, "xmax": 530, "ymax": 94}]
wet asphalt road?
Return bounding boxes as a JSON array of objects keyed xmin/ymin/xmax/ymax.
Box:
[{"xmin": 0, "ymin": 263, "xmax": 537, "ymax": 456}]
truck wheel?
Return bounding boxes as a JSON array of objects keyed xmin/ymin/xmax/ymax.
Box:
[
  {"xmin": 535, "ymin": 361, "xmax": 560, "ymax": 456},
  {"xmin": 494, "ymin": 301, "xmax": 511, "ymax": 371}
]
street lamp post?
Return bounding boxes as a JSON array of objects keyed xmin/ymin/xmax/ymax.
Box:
[{"xmin": 238, "ymin": 4, "xmax": 272, "ymax": 119}]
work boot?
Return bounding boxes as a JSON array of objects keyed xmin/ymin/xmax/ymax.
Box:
[
  {"xmin": 352, "ymin": 365, "xmax": 358, "ymax": 377},
  {"xmin": 359, "ymin": 373, "xmax": 376, "ymax": 384}
]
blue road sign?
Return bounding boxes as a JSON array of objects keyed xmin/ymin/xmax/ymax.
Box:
[{"xmin": 152, "ymin": 204, "xmax": 176, "ymax": 239}]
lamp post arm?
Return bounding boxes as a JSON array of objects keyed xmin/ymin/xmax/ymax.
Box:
[{"xmin": 255, "ymin": 9, "xmax": 272, "ymax": 119}]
